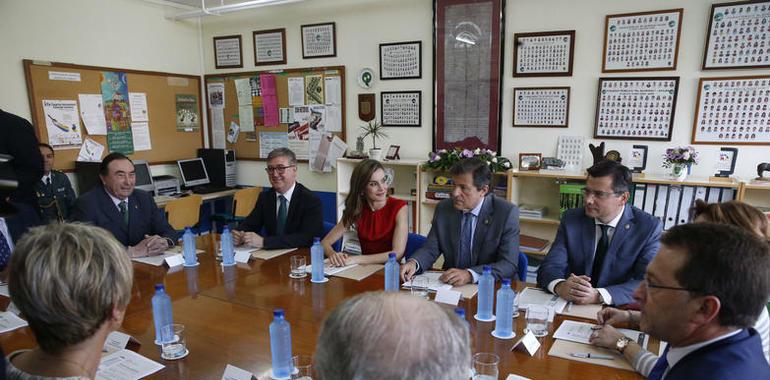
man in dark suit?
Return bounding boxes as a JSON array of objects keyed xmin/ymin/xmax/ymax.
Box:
[
  {"xmin": 638, "ymin": 223, "xmax": 770, "ymax": 379},
  {"xmin": 537, "ymin": 160, "xmax": 661, "ymax": 306},
  {"xmin": 72, "ymin": 153, "xmax": 179, "ymax": 257},
  {"xmin": 233, "ymin": 148, "xmax": 323, "ymax": 249},
  {"xmin": 0, "ymin": 109, "xmax": 44, "ymax": 211},
  {"xmin": 401, "ymin": 158, "xmax": 519, "ymax": 286}
]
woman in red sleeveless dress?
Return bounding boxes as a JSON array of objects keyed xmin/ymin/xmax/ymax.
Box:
[{"xmin": 321, "ymin": 159, "xmax": 408, "ymax": 266}]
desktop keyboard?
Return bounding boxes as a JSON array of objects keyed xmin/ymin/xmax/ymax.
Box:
[{"xmin": 191, "ymin": 185, "xmax": 229, "ymax": 194}]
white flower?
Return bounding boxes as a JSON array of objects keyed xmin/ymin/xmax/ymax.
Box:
[
  {"xmin": 503, "ymin": 162, "xmax": 511, "ymax": 168},
  {"xmin": 474, "ymin": 148, "xmax": 481, "ymax": 155},
  {"xmin": 682, "ymin": 151, "xmax": 690, "ymax": 160},
  {"xmin": 492, "ymin": 157, "xmax": 498, "ymax": 163}
]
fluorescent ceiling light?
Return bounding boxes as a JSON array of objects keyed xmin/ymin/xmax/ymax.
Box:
[{"xmin": 168, "ymin": 0, "xmax": 304, "ymax": 20}]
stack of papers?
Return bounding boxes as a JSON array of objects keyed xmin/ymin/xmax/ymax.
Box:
[
  {"xmin": 0, "ymin": 311, "xmax": 28, "ymax": 333},
  {"xmin": 553, "ymin": 320, "xmax": 649, "ymax": 348},
  {"xmin": 305, "ymin": 259, "xmax": 359, "ymax": 276},
  {"xmin": 95, "ymin": 349, "xmax": 164, "ymax": 380},
  {"xmin": 132, "ymin": 248, "xmax": 203, "ymax": 266},
  {"xmin": 517, "ymin": 287, "xmax": 568, "ymax": 313},
  {"xmin": 402, "ymin": 272, "xmax": 452, "ymax": 292}
]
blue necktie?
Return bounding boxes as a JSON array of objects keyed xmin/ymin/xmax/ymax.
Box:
[
  {"xmin": 0, "ymin": 229, "xmax": 11, "ymax": 272},
  {"xmin": 647, "ymin": 346, "xmax": 669, "ymax": 380},
  {"xmin": 457, "ymin": 212, "xmax": 473, "ymax": 269},
  {"xmin": 276, "ymin": 195, "xmax": 288, "ymax": 234}
]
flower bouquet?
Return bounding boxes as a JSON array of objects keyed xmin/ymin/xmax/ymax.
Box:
[{"xmin": 426, "ymin": 147, "xmax": 512, "ymax": 173}]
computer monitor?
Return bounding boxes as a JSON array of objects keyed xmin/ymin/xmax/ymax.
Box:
[
  {"xmin": 177, "ymin": 158, "xmax": 210, "ymax": 188},
  {"xmin": 132, "ymin": 160, "xmax": 155, "ymax": 193}
]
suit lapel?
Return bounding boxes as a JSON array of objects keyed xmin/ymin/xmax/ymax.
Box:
[
  {"xmin": 285, "ymin": 184, "xmax": 301, "ymax": 226},
  {"xmin": 471, "ymin": 195, "xmax": 493, "ymax": 262},
  {"xmin": 599, "ymin": 205, "xmax": 634, "ymax": 283},
  {"xmin": 582, "ymin": 213, "xmax": 596, "ymax": 275}
]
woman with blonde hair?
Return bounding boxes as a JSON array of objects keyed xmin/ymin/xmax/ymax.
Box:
[
  {"xmin": 322, "ymin": 159, "xmax": 408, "ymax": 266},
  {"xmin": 6, "ymin": 223, "xmax": 134, "ymax": 379},
  {"xmin": 589, "ymin": 199, "xmax": 770, "ymax": 373}
]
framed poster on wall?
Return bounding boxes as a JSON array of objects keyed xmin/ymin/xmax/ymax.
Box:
[
  {"xmin": 513, "ymin": 30, "xmax": 575, "ymax": 77},
  {"xmin": 512, "ymin": 87, "xmax": 570, "ymax": 128},
  {"xmin": 434, "ymin": 0, "xmax": 504, "ymax": 151},
  {"xmin": 381, "ymin": 91, "xmax": 421, "ymax": 127},
  {"xmin": 702, "ymin": 0, "xmax": 770, "ymax": 70},
  {"xmin": 213, "ymin": 35, "xmax": 243, "ymax": 69},
  {"xmin": 691, "ymin": 75, "xmax": 770, "ymax": 145},
  {"xmin": 301, "ymin": 22, "xmax": 336, "ymax": 58},
  {"xmin": 594, "ymin": 77, "xmax": 679, "ymax": 141},
  {"xmin": 602, "ymin": 8, "xmax": 683, "ymax": 73},
  {"xmin": 380, "ymin": 41, "xmax": 422, "ymax": 79},
  {"xmin": 253, "ymin": 28, "xmax": 287, "ymax": 66}
]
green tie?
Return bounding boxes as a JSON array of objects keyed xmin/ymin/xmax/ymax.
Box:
[
  {"xmin": 118, "ymin": 201, "xmax": 129, "ymax": 225},
  {"xmin": 277, "ymin": 195, "xmax": 287, "ymax": 234}
]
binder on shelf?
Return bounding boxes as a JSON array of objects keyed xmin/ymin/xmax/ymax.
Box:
[
  {"xmin": 706, "ymin": 187, "xmax": 721, "ymax": 204},
  {"xmin": 520, "ymin": 235, "xmax": 550, "ymax": 252},
  {"xmin": 678, "ymin": 186, "xmax": 696, "ymax": 225},
  {"xmin": 653, "ymin": 185, "xmax": 668, "ymax": 223},
  {"xmin": 694, "ymin": 186, "xmax": 708, "ymax": 203},
  {"xmin": 643, "ymin": 184, "xmax": 657, "ymax": 215},
  {"xmin": 720, "ymin": 188, "xmax": 736, "ymax": 202},
  {"xmin": 559, "ymin": 183, "xmax": 584, "ymax": 216},
  {"xmin": 632, "ymin": 183, "xmax": 646, "ymax": 210},
  {"xmin": 664, "ymin": 186, "xmax": 681, "ymax": 230}
]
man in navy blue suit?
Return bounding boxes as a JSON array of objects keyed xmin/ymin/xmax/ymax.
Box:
[
  {"xmin": 640, "ymin": 223, "xmax": 770, "ymax": 379},
  {"xmin": 537, "ymin": 160, "xmax": 662, "ymax": 305},
  {"xmin": 72, "ymin": 153, "xmax": 179, "ymax": 258}
]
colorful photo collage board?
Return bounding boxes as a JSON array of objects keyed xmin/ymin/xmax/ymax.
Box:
[{"xmin": 511, "ymin": 1, "xmax": 770, "ymax": 146}]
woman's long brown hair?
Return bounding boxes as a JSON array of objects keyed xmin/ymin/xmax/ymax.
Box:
[{"xmin": 341, "ymin": 159, "xmax": 384, "ymax": 228}]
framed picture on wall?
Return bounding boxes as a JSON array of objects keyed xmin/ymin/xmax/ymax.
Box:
[
  {"xmin": 513, "ymin": 30, "xmax": 575, "ymax": 77},
  {"xmin": 519, "ymin": 153, "xmax": 542, "ymax": 171},
  {"xmin": 434, "ymin": 0, "xmax": 504, "ymax": 151},
  {"xmin": 213, "ymin": 35, "xmax": 243, "ymax": 69},
  {"xmin": 602, "ymin": 8, "xmax": 683, "ymax": 73},
  {"xmin": 380, "ymin": 41, "xmax": 422, "ymax": 80},
  {"xmin": 715, "ymin": 147, "xmax": 738, "ymax": 177},
  {"xmin": 253, "ymin": 28, "xmax": 286, "ymax": 66},
  {"xmin": 381, "ymin": 91, "xmax": 421, "ymax": 127},
  {"xmin": 301, "ymin": 22, "xmax": 336, "ymax": 59},
  {"xmin": 691, "ymin": 75, "xmax": 770, "ymax": 145},
  {"xmin": 512, "ymin": 87, "xmax": 570, "ymax": 128},
  {"xmin": 702, "ymin": 0, "xmax": 770, "ymax": 70},
  {"xmin": 594, "ymin": 77, "xmax": 679, "ymax": 141}
]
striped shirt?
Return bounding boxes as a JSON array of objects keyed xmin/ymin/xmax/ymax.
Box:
[{"xmin": 633, "ymin": 307, "xmax": 770, "ymax": 376}]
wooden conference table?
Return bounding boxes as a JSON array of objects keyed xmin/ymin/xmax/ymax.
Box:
[{"xmin": 0, "ymin": 241, "xmax": 646, "ymax": 379}]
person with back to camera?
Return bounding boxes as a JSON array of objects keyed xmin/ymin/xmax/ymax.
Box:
[
  {"xmin": 321, "ymin": 159, "xmax": 408, "ymax": 266},
  {"xmin": 5, "ymin": 223, "xmax": 133, "ymax": 379}
]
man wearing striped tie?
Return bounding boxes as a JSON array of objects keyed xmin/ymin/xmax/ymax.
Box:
[{"xmin": 72, "ymin": 152, "xmax": 178, "ymax": 258}]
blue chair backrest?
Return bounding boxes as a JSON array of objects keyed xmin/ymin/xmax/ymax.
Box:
[
  {"xmin": 405, "ymin": 233, "xmax": 427, "ymax": 259},
  {"xmin": 323, "ymin": 221, "xmax": 342, "ymax": 252},
  {"xmin": 517, "ymin": 252, "xmax": 529, "ymax": 282}
]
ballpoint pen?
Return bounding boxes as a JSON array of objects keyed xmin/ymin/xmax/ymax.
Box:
[{"xmin": 570, "ymin": 352, "xmax": 614, "ymax": 360}]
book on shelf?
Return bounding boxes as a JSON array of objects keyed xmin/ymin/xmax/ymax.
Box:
[
  {"xmin": 520, "ymin": 234, "xmax": 550, "ymax": 252},
  {"xmin": 559, "ymin": 182, "xmax": 585, "ymax": 217},
  {"xmin": 519, "ymin": 204, "xmax": 547, "ymax": 218},
  {"xmin": 425, "ymin": 191, "xmax": 451, "ymax": 200}
]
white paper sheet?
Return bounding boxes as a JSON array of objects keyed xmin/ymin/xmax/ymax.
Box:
[
  {"xmin": 43, "ymin": 99, "xmax": 83, "ymax": 147},
  {"xmin": 128, "ymin": 92, "xmax": 148, "ymax": 122},
  {"xmin": 77, "ymin": 138, "xmax": 105, "ymax": 162},
  {"xmin": 228, "ymin": 122, "xmax": 240, "ymax": 144},
  {"xmin": 553, "ymin": 320, "xmax": 649, "ymax": 349},
  {"xmin": 130, "ymin": 122, "xmax": 152, "ymax": 151},
  {"xmin": 0, "ymin": 284, "xmax": 8, "ymax": 298},
  {"xmin": 325, "ymin": 105, "xmax": 342, "ymax": 132},
  {"xmin": 0, "ymin": 311, "xmax": 28, "ymax": 333},
  {"xmin": 104, "ymin": 331, "xmax": 132, "ymax": 350},
  {"xmin": 517, "ymin": 287, "xmax": 568, "ymax": 313},
  {"xmin": 207, "ymin": 82, "xmax": 225, "ymax": 109},
  {"xmin": 211, "ymin": 108, "xmax": 226, "ymax": 149},
  {"xmin": 95, "ymin": 349, "xmax": 164, "ymax": 380},
  {"xmin": 238, "ymin": 105, "xmax": 254, "ymax": 132},
  {"xmin": 402, "ymin": 272, "xmax": 453, "ymax": 292},
  {"xmin": 305, "ymin": 259, "xmax": 360, "ymax": 276},
  {"xmin": 327, "ymin": 136, "xmax": 348, "ymax": 167},
  {"xmin": 234, "ymin": 78, "xmax": 252, "ymax": 106},
  {"xmin": 259, "ymin": 131, "xmax": 288, "ymax": 158},
  {"xmin": 324, "ymin": 76, "xmax": 342, "ymax": 105},
  {"xmin": 78, "ymin": 94, "xmax": 107, "ymax": 135},
  {"xmin": 131, "ymin": 249, "xmax": 201, "ymax": 266},
  {"xmin": 288, "ymin": 77, "xmax": 305, "ymax": 106}
]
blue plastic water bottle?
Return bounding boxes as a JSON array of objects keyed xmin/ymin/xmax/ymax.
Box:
[
  {"xmin": 269, "ymin": 309, "xmax": 293, "ymax": 378},
  {"xmin": 493, "ymin": 278, "xmax": 515, "ymax": 338},
  {"xmin": 310, "ymin": 237, "xmax": 325, "ymax": 283},
  {"xmin": 151, "ymin": 284, "xmax": 174, "ymax": 345},
  {"xmin": 221, "ymin": 225, "xmax": 235, "ymax": 266},
  {"xmin": 476, "ymin": 265, "xmax": 495, "ymax": 321},
  {"xmin": 182, "ymin": 227, "xmax": 198, "ymax": 266},
  {"xmin": 384, "ymin": 252, "xmax": 399, "ymax": 292}
]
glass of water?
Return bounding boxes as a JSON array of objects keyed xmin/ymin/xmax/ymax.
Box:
[
  {"xmin": 410, "ymin": 276, "xmax": 430, "ymax": 299},
  {"xmin": 524, "ymin": 305, "xmax": 549, "ymax": 337},
  {"xmin": 512, "ymin": 291, "xmax": 520, "ymax": 318},
  {"xmin": 290, "ymin": 255, "xmax": 307, "ymax": 279},
  {"xmin": 291, "ymin": 355, "xmax": 313, "ymax": 379},
  {"xmin": 472, "ymin": 352, "xmax": 499, "ymax": 380},
  {"xmin": 160, "ymin": 324, "xmax": 189, "ymax": 360}
]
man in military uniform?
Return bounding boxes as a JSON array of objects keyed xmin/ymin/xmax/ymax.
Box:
[{"xmin": 35, "ymin": 143, "xmax": 76, "ymax": 222}]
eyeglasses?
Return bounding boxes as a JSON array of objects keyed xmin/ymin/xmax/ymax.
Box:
[
  {"xmin": 581, "ymin": 187, "xmax": 622, "ymax": 200},
  {"xmin": 642, "ymin": 279, "xmax": 701, "ymax": 293},
  {"xmin": 265, "ymin": 165, "xmax": 295, "ymax": 174}
]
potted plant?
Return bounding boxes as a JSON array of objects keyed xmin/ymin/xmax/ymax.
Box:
[
  {"xmin": 426, "ymin": 147, "xmax": 512, "ymax": 172},
  {"xmin": 662, "ymin": 146, "xmax": 698, "ymax": 181},
  {"xmin": 360, "ymin": 121, "xmax": 388, "ymax": 160}
]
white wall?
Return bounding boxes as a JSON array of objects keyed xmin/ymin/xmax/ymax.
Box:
[{"xmin": 203, "ymin": 0, "xmax": 770, "ymax": 191}]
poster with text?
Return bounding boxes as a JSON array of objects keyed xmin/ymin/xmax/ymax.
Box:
[
  {"xmin": 100, "ymin": 71, "xmax": 133, "ymax": 154},
  {"xmin": 176, "ymin": 94, "xmax": 200, "ymax": 131},
  {"xmin": 42, "ymin": 99, "xmax": 82, "ymax": 148}
]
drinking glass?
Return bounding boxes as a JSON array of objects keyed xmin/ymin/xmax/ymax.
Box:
[
  {"xmin": 290, "ymin": 255, "xmax": 307, "ymax": 279},
  {"xmin": 291, "ymin": 355, "xmax": 313, "ymax": 379},
  {"xmin": 410, "ymin": 276, "xmax": 429, "ymax": 299},
  {"xmin": 160, "ymin": 324, "xmax": 189, "ymax": 360},
  {"xmin": 472, "ymin": 352, "xmax": 499, "ymax": 380},
  {"xmin": 524, "ymin": 305, "xmax": 549, "ymax": 337}
]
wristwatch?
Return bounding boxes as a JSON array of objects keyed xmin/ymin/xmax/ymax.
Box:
[{"xmin": 616, "ymin": 336, "xmax": 633, "ymax": 353}]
